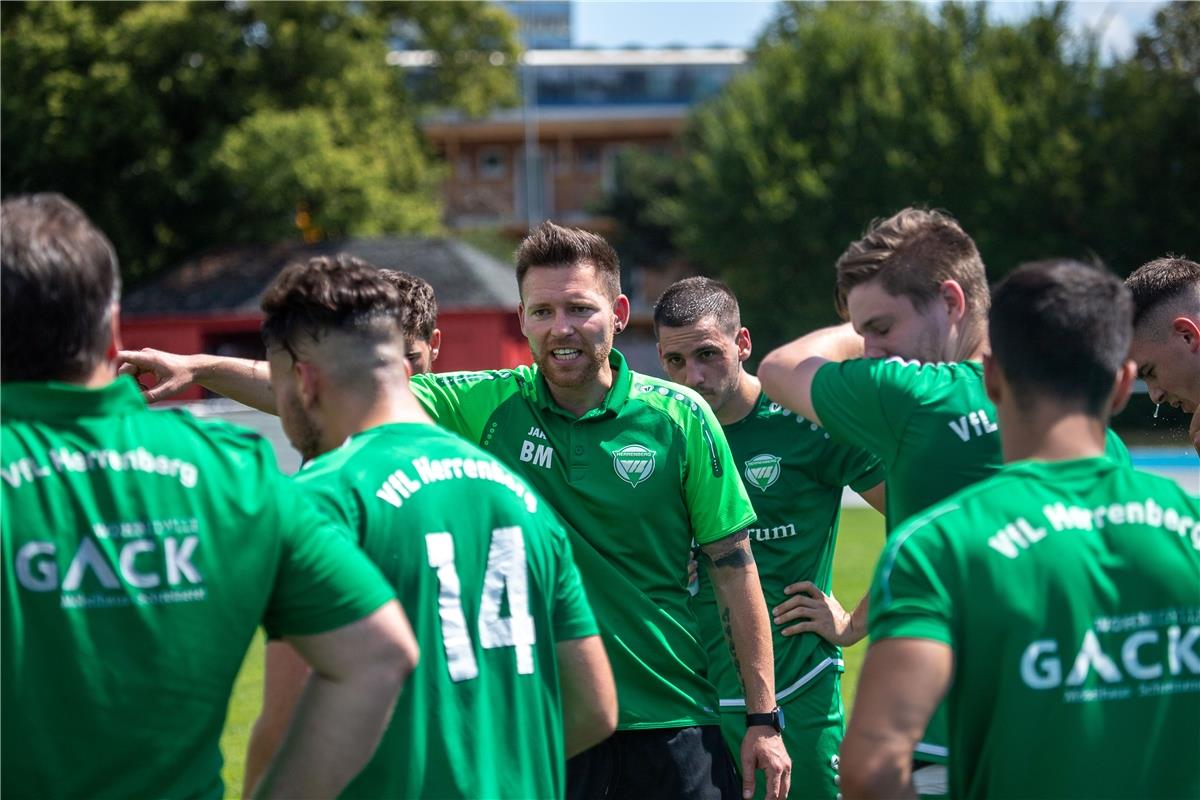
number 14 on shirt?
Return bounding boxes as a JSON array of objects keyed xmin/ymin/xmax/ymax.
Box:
[{"xmin": 426, "ymin": 527, "xmax": 536, "ymax": 682}]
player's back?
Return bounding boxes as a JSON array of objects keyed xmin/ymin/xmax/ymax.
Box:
[
  {"xmin": 883, "ymin": 457, "xmax": 1200, "ymax": 799},
  {"xmin": 297, "ymin": 422, "xmax": 597, "ymax": 799},
  {"xmin": 1, "ymin": 378, "xmax": 377, "ymax": 800}
]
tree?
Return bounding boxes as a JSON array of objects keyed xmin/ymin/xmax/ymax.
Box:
[
  {"xmin": 673, "ymin": 1, "xmax": 1121, "ymax": 348},
  {"xmin": 1, "ymin": 1, "xmax": 520, "ymax": 282}
]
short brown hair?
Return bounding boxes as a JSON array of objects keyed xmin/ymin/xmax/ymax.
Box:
[
  {"xmin": 834, "ymin": 208, "xmax": 988, "ymax": 322},
  {"xmin": 515, "ymin": 221, "xmax": 621, "ymax": 299},
  {"xmin": 261, "ymin": 255, "xmax": 402, "ymax": 356},
  {"xmin": 1124, "ymin": 255, "xmax": 1199, "ymax": 327},
  {"xmin": 1, "ymin": 193, "xmax": 121, "ymax": 382},
  {"xmin": 379, "ymin": 269, "xmax": 438, "ymax": 342},
  {"xmin": 653, "ymin": 276, "xmax": 741, "ymax": 336}
]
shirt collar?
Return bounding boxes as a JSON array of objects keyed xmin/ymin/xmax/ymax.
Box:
[
  {"xmin": 535, "ymin": 348, "xmax": 633, "ymax": 419},
  {"xmin": 1, "ymin": 376, "xmax": 148, "ymax": 421}
]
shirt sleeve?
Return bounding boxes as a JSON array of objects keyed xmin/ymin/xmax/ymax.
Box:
[
  {"xmin": 813, "ymin": 432, "xmax": 887, "ymax": 494},
  {"xmin": 548, "ymin": 522, "xmax": 600, "ymax": 642},
  {"xmin": 868, "ymin": 514, "xmax": 955, "ymax": 647},
  {"xmin": 261, "ymin": 476, "xmax": 396, "ymax": 639},
  {"xmin": 810, "ymin": 358, "xmax": 922, "ymax": 464},
  {"xmin": 683, "ymin": 398, "xmax": 757, "ymax": 545},
  {"xmin": 409, "ymin": 372, "xmax": 489, "ymax": 441}
]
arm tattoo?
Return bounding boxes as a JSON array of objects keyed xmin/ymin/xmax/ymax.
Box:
[
  {"xmin": 722, "ymin": 606, "xmax": 746, "ymax": 693},
  {"xmin": 701, "ymin": 529, "xmax": 755, "ymax": 569}
]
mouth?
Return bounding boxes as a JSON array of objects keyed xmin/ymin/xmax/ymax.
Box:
[{"xmin": 550, "ymin": 347, "xmax": 582, "ymax": 363}]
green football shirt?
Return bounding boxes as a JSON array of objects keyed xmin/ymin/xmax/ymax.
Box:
[
  {"xmin": 811, "ymin": 358, "xmax": 1131, "ymax": 532},
  {"xmin": 294, "ymin": 422, "xmax": 599, "ymax": 799},
  {"xmin": 1, "ymin": 378, "xmax": 396, "ymax": 800},
  {"xmin": 691, "ymin": 392, "xmax": 884, "ymax": 707},
  {"xmin": 870, "ymin": 457, "xmax": 1200, "ymax": 800},
  {"xmin": 810, "ymin": 356, "xmax": 1131, "ymax": 764},
  {"xmin": 411, "ymin": 349, "xmax": 757, "ymax": 729}
]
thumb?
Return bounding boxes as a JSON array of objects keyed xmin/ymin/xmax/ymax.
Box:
[{"xmin": 741, "ymin": 749, "xmax": 756, "ymax": 799}]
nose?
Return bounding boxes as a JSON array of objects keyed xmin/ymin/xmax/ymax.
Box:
[
  {"xmin": 684, "ymin": 362, "xmax": 706, "ymax": 390},
  {"xmin": 863, "ymin": 339, "xmax": 888, "ymax": 360},
  {"xmin": 1147, "ymin": 385, "xmax": 1166, "ymax": 404},
  {"xmin": 551, "ymin": 309, "xmax": 573, "ymax": 337}
]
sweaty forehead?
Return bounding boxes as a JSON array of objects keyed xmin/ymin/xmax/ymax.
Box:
[{"xmin": 658, "ymin": 318, "xmax": 731, "ymax": 353}]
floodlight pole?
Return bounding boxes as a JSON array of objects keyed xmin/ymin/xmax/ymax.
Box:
[{"xmin": 521, "ymin": 53, "xmax": 541, "ymax": 230}]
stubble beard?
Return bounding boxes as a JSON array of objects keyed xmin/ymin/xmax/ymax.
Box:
[
  {"xmin": 536, "ymin": 338, "xmax": 610, "ymax": 392},
  {"xmin": 283, "ymin": 391, "xmax": 324, "ymax": 462}
]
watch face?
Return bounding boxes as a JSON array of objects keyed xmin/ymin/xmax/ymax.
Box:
[{"xmin": 776, "ymin": 705, "xmax": 785, "ymax": 730}]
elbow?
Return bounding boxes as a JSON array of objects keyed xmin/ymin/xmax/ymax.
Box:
[
  {"xmin": 595, "ymin": 695, "xmax": 618, "ymax": 740},
  {"xmin": 757, "ymin": 349, "xmax": 792, "ymax": 399},
  {"xmin": 369, "ymin": 625, "xmax": 420, "ymax": 694}
]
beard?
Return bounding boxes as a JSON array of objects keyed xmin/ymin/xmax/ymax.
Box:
[
  {"xmin": 282, "ymin": 390, "xmax": 324, "ymax": 462},
  {"xmin": 534, "ymin": 337, "xmax": 610, "ymax": 391}
]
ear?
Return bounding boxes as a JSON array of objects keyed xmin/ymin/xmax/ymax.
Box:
[
  {"xmin": 517, "ymin": 303, "xmax": 528, "ymax": 337},
  {"xmin": 982, "ymin": 352, "xmax": 1003, "ymax": 405},
  {"xmin": 613, "ymin": 294, "xmax": 631, "ymax": 334},
  {"xmin": 429, "ymin": 328, "xmax": 442, "ymax": 361},
  {"xmin": 1108, "ymin": 359, "xmax": 1138, "ymax": 416},
  {"xmin": 1171, "ymin": 316, "xmax": 1200, "ymax": 351},
  {"xmin": 294, "ymin": 360, "xmax": 321, "ymax": 411},
  {"xmin": 106, "ymin": 303, "xmax": 123, "ymax": 362},
  {"xmin": 735, "ymin": 327, "xmax": 752, "ymax": 363},
  {"xmin": 940, "ymin": 280, "xmax": 968, "ymax": 322}
]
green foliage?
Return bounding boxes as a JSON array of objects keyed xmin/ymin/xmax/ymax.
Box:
[
  {"xmin": 599, "ymin": 148, "xmax": 686, "ymax": 270},
  {"xmin": 1, "ymin": 1, "xmax": 519, "ymax": 282},
  {"xmin": 630, "ymin": 1, "xmax": 1200, "ymax": 350}
]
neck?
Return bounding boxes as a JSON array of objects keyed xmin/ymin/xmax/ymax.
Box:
[
  {"xmin": 318, "ymin": 382, "xmax": 432, "ymax": 455},
  {"xmin": 81, "ymin": 361, "xmax": 115, "ymax": 389},
  {"xmin": 999, "ymin": 404, "xmax": 1109, "ymax": 464},
  {"xmin": 546, "ymin": 360, "xmax": 614, "ymax": 418},
  {"xmin": 716, "ymin": 372, "xmax": 761, "ymax": 426},
  {"xmin": 952, "ymin": 325, "xmax": 989, "ymax": 363}
]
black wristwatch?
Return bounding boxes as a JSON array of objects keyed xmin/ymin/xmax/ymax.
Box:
[{"xmin": 746, "ymin": 706, "xmax": 785, "ymax": 733}]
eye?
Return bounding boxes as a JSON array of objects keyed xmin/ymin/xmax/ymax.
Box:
[
  {"xmin": 699, "ymin": 349, "xmax": 719, "ymax": 361},
  {"xmin": 665, "ymin": 356, "xmax": 683, "ymax": 368},
  {"xmin": 528, "ymin": 308, "xmax": 550, "ymax": 319}
]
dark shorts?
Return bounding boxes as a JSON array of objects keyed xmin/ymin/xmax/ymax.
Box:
[{"xmin": 566, "ymin": 725, "xmax": 741, "ymax": 800}]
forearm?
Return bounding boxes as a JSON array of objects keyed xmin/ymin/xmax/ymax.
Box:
[
  {"xmin": 193, "ymin": 355, "xmax": 277, "ymax": 413},
  {"xmin": 845, "ymin": 594, "xmax": 870, "ymax": 646},
  {"xmin": 243, "ymin": 715, "xmax": 284, "ymax": 798},
  {"xmin": 713, "ymin": 564, "xmax": 776, "ymax": 712},
  {"xmin": 764, "ymin": 323, "xmax": 864, "ymax": 372},
  {"xmin": 250, "ymin": 668, "xmax": 398, "ymax": 799},
  {"xmin": 758, "ymin": 323, "xmax": 864, "ymax": 423}
]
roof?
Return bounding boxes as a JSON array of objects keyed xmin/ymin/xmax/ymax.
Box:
[
  {"xmin": 387, "ymin": 47, "xmax": 747, "ymax": 69},
  {"xmin": 122, "ymin": 237, "xmax": 521, "ymax": 317}
]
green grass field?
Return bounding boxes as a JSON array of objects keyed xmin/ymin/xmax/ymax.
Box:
[{"xmin": 217, "ymin": 508, "xmax": 887, "ymax": 797}]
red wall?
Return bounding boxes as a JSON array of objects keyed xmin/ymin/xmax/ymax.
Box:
[{"xmin": 120, "ymin": 309, "xmax": 530, "ymax": 400}]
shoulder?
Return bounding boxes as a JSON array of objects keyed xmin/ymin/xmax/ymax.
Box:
[
  {"xmin": 416, "ymin": 365, "xmax": 536, "ymax": 390},
  {"xmin": 627, "ymin": 373, "xmax": 715, "ymax": 433},
  {"xmin": 156, "ymin": 409, "xmax": 278, "ymax": 467}
]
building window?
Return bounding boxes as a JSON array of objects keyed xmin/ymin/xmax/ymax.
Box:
[
  {"xmin": 577, "ymin": 143, "xmax": 601, "ymax": 174},
  {"xmin": 478, "ymin": 147, "xmax": 507, "ymax": 180}
]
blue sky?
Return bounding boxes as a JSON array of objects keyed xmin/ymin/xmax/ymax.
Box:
[{"xmin": 572, "ymin": 1, "xmax": 1166, "ymax": 59}]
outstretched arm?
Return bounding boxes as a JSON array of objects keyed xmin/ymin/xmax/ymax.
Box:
[
  {"xmin": 701, "ymin": 531, "xmax": 791, "ymax": 800},
  {"xmin": 117, "ymin": 348, "xmax": 277, "ymax": 412},
  {"xmin": 758, "ymin": 323, "xmax": 864, "ymax": 426}
]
